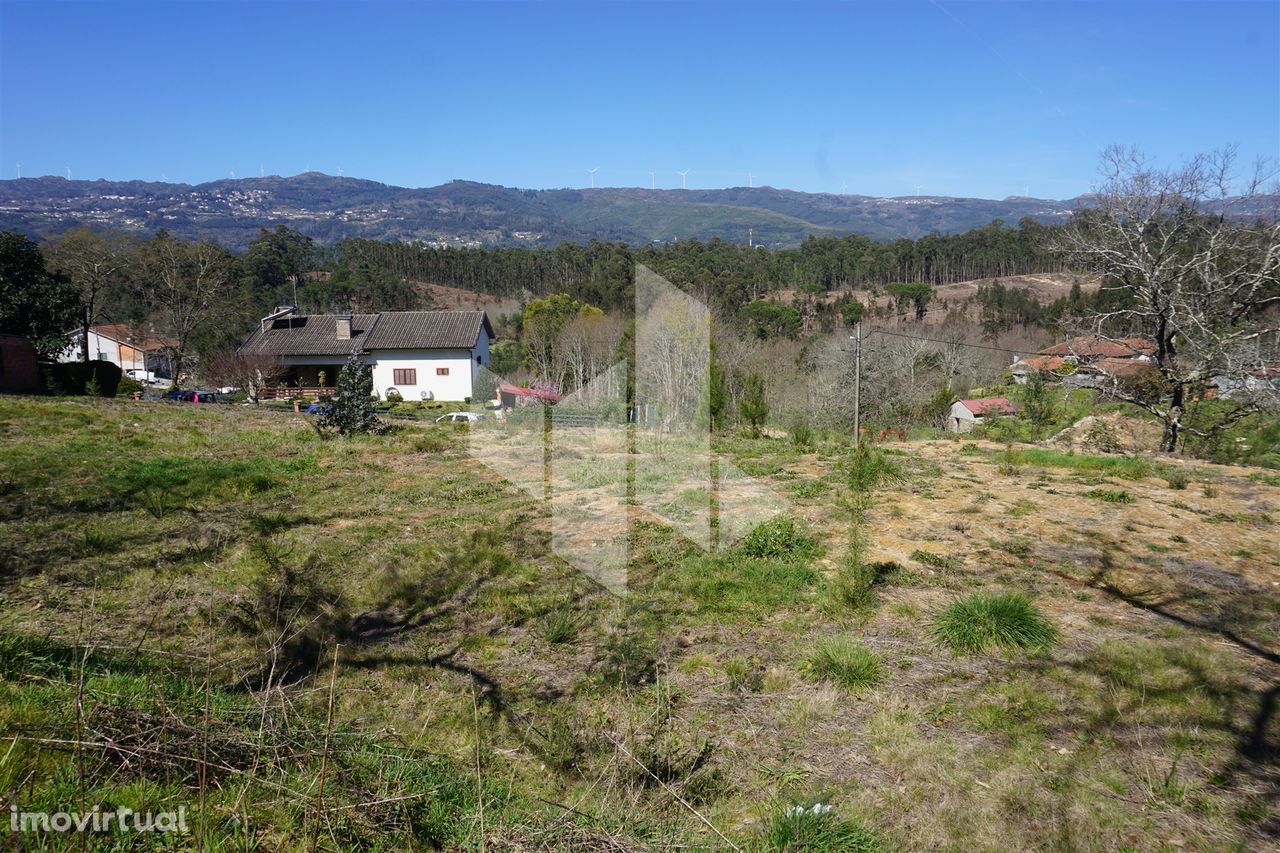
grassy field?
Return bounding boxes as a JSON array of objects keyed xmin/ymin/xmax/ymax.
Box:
[{"xmin": 0, "ymin": 397, "xmax": 1277, "ymax": 850}]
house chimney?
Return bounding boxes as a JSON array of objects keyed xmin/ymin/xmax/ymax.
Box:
[{"xmin": 335, "ymin": 315, "xmax": 352, "ymax": 340}]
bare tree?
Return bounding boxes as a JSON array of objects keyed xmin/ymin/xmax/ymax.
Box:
[
  {"xmin": 204, "ymin": 350, "xmax": 286, "ymax": 404},
  {"xmin": 1056, "ymin": 146, "xmax": 1280, "ymax": 451},
  {"xmin": 137, "ymin": 235, "xmax": 235, "ymax": 383},
  {"xmin": 555, "ymin": 313, "xmax": 624, "ymax": 399},
  {"xmin": 47, "ymin": 227, "xmax": 133, "ymax": 362}
]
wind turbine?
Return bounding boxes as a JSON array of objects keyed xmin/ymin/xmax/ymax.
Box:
[
  {"xmin": 748, "ymin": 171, "xmax": 754, "ymax": 188},
  {"xmin": 676, "ymin": 169, "xmax": 689, "ymax": 189},
  {"xmin": 260, "ymin": 164, "xmax": 265, "ymax": 177},
  {"xmin": 915, "ymin": 185, "xmax": 922, "ymax": 197},
  {"xmin": 230, "ymin": 168, "xmax": 236, "ymax": 179},
  {"xmin": 337, "ymin": 166, "xmax": 344, "ymax": 177},
  {"xmin": 649, "ymin": 170, "xmax": 655, "ymax": 190},
  {"xmin": 587, "ymin": 166, "xmax": 599, "ymax": 189},
  {"xmin": 14, "ymin": 163, "xmax": 19, "ymax": 179},
  {"xmin": 66, "ymin": 166, "xmax": 72, "ymax": 180},
  {"xmin": 841, "ymin": 181, "xmax": 848, "ymax": 195}
]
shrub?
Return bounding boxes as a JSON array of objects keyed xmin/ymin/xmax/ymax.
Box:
[
  {"xmin": 385, "ymin": 388, "xmax": 403, "ymax": 403},
  {"xmin": 739, "ymin": 516, "xmax": 820, "ymax": 560},
  {"xmin": 1082, "ymin": 488, "xmax": 1135, "ymax": 504},
  {"xmin": 802, "ymin": 637, "xmax": 886, "ymax": 691},
  {"xmin": 116, "ymin": 376, "xmax": 145, "ymax": 397},
  {"xmin": 931, "ymin": 591, "xmax": 1056, "ymax": 654},
  {"xmin": 1165, "ymin": 470, "xmax": 1190, "ymax": 490},
  {"xmin": 44, "ymin": 359, "xmax": 122, "ymax": 396}
]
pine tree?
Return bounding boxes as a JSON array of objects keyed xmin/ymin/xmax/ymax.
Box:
[
  {"xmin": 739, "ymin": 372, "xmax": 769, "ymax": 437},
  {"xmin": 318, "ymin": 355, "xmax": 384, "ymax": 436}
]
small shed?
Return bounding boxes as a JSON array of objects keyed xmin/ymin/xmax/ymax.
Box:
[
  {"xmin": 498, "ymin": 382, "xmax": 559, "ymax": 409},
  {"xmin": 948, "ymin": 397, "xmax": 1015, "ymax": 433}
]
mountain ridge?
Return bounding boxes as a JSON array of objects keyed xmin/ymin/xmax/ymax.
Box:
[{"xmin": 0, "ymin": 172, "xmax": 1098, "ymax": 250}]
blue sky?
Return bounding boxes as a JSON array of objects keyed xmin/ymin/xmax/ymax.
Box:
[{"xmin": 1, "ymin": 1, "xmax": 1276, "ymax": 198}]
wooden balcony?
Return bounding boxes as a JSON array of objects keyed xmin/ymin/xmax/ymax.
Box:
[{"xmin": 259, "ymin": 386, "xmax": 330, "ymax": 400}]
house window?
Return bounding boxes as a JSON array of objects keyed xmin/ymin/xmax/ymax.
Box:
[
  {"xmin": 393, "ymin": 369, "xmax": 417, "ymax": 385},
  {"xmin": 436, "ymin": 367, "xmax": 450, "ymax": 376}
]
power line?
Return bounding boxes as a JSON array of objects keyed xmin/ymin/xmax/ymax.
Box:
[{"xmin": 863, "ymin": 326, "xmax": 1033, "ymax": 356}]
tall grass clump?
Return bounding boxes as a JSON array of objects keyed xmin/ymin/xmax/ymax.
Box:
[
  {"xmin": 760, "ymin": 804, "xmax": 884, "ymax": 852},
  {"xmin": 931, "ymin": 591, "xmax": 1056, "ymax": 654},
  {"xmin": 790, "ymin": 416, "xmax": 815, "ymax": 451},
  {"xmin": 802, "ymin": 637, "xmax": 886, "ymax": 691}
]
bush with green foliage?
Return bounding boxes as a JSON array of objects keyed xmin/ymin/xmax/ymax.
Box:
[
  {"xmin": 43, "ymin": 359, "xmax": 122, "ymax": 397},
  {"xmin": 739, "ymin": 515, "xmax": 820, "ymax": 560},
  {"xmin": 932, "ymin": 591, "xmax": 1056, "ymax": 654}
]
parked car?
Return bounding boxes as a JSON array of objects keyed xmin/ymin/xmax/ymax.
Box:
[
  {"xmin": 125, "ymin": 369, "xmax": 167, "ymax": 386},
  {"xmin": 164, "ymin": 389, "xmax": 219, "ymax": 403},
  {"xmin": 435, "ymin": 411, "xmax": 484, "ymax": 423},
  {"xmin": 305, "ymin": 402, "xmax": 332, "ymax": 415}
]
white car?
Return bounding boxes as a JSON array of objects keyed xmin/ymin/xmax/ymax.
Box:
[
  {"xmin": 435, "ymin": 411, "xmax": 484, "ymax": 424},
  {"xmin": 125, "ymin": 369, "xmax": 166, "ymax": 386}
]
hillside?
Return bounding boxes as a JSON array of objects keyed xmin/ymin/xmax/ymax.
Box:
[
  {"xmin": 1, "ymin": 397, "xmax": 1276, "ymax": 849},
  {"xmin": 777, "ymin": 271, "xmax": 1101, "ymax": 327},
  {"xmin": 0, "ymin": 173, "xmax": 1083, "ymax": 249}
]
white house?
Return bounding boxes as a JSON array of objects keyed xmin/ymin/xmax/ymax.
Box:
[
  {"xmin": 237, "ymin": 308, "xmax": 494, "ymax": 402},
  {"xmin": 60, "ymin": 324, "xmax": 176, "ymax": 379},
  {"xmin": 947, "ymin": 397, "xmax": 1016, "ymax": 433}
]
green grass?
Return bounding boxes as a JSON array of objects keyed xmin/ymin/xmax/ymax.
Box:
[
  {"xmin": 910, "ymin": 549, "xmax": 961, "ymax": 571},
  {"xmin": 1082, "ymin": 488, "xmax": 1136, "ymax": 504},
  {"xmin": 802, "ymin": 638, "xmax": 887, "ymax": 691},
  {"xmin": 993, "ymin": 447, "xmax": 1155, "ymax": 480},
  {"xmin": 931, "ymin": 592, "xmax": 1056, "ymax": 655},
  {"xmin": 3, "ymin": 397, "xmax": 1274, "ymax": 852},
  {"xmin": 759, "ymin": 806, "xmax": 884, "ymax": 852}
]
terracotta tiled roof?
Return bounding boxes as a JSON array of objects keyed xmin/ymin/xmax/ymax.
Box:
[
  {"xmin": 88, "ymin": 324, "xmax": 177, "ymax": 351},
  {"xmin": 1090, "ymin": 357, "xmax": 1161, "ymax": 378},
  {"xmin": 1040, "ymin": 336, "xmax": 1156, "ymax": 359},
  {"xmin": 959, "ymin": 397, "xmax": 1016, "ymax": 416},
  {"xmin": 1013, "ymin": 355, "xmax": 1068, "ymax": 372},
  {"xmin": 499, "ymin": 382, "xmax": 559, "ymax": 403}
]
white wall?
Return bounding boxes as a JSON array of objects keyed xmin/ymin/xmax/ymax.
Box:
[
  {"xmin": 60, "ymin": 331, "xmax": 119, "ymax": 365},
  {"xmin": 369, "ymin": 348, "xmax": 478, "ymax": 401},
  {"xmin": 948, "ymin": 401, "xmax": 978, "ymax": 433}
]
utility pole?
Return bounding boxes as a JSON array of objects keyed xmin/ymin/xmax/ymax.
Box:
[{"xmin": 851, "ymin": 322, "xmax": 862, "ymax": 443}]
